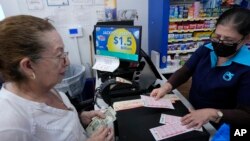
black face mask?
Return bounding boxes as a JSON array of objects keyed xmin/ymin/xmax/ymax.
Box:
[{"xmin": 212, "ymin": 41, "xmax": 239, "ymax": 57}]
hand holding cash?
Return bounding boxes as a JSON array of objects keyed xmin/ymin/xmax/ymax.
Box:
[
  {"xmin": 80, "ymin": 110, "xmax": 106, "ymax": 126},
  {"xmin": 87, "ymin": 126, "xmax": 114, "ymax": 141},
  {"xmin": 86, "ymin": 107, "xmax": 117, "ymax": 136}
]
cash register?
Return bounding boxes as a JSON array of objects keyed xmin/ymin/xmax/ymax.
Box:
[{"xmin": 93, "ymin": 24, "xmax": 162, "ymax": 105}]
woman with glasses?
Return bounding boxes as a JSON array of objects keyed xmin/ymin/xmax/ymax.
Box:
[
  {"xmin": 0, "ymin": 15, "xmax": 114, "ymax": 141},
  {"xmin": 151, "ymin": 7, "xmax": 250, "ymax": 129}
]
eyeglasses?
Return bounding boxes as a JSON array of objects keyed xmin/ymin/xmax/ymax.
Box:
[
  {"xmin": 39, "ymin": 52, "xmax": 69, "ymax": 64},
  {"xmin": 210, "ymin": 32, "xmax": 244, "ymax": 46}
]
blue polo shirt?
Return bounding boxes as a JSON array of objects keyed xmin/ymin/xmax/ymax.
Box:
[{"xmin": 185, "ymin": 43, "xmax": 250, "ymax": 109}]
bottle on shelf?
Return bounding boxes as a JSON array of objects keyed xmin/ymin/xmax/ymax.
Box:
[
  {"xmin": 167, "ymin": 55, "xmax": 173, "ymax": 68},
  {"xmin": 173, "ymin": 54, "xmax": 181, "ymax": 70},
  {"xmin": 183, "ymin": 5, "xmax": 188, "ymax": 19}
]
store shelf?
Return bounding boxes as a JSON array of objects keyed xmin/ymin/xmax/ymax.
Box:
[
  {"xmin": 149, "ymin": 0, "xmax": 221, "ymax": 69},
  {"xmin": 168, "ymin": 37, "xmax": 210, "ymax": 43},
  {"xmin": 169, "ymin": 17, "xmax": 218, "ymax": 22},
  {"xmin": 168, "ymin": 47, "xmax": 197, "ymax": 54},
  {"xmin": 169, "ymin": 28, "xmax": 214, "ymax": 33}
]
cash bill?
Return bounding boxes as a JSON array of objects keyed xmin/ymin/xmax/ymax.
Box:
[{"xmin": 86, "ymin": 107, "xmax": 116, "ymax": 136}]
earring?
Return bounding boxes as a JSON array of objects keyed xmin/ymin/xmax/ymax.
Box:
[{"xmin": 31, "ymin": 72, "xmax": 36, "ymax": 80}]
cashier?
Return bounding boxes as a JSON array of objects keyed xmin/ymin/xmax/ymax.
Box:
[{"xmin": 151, "ymin": 7, "xmax": 250, "ymax": 128}]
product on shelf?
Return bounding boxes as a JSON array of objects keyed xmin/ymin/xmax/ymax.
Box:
[
  {"xmin": 149, "ymin": 0, "xmax": 234, "ymax": 70},
  {"xmin": 167, "ymin": 0, "xmax": 220, "ymax": 58},
  {"xmin": 179, "ymin": 54, "xmax": 191, "ymax": 66},
  {"xmin": 194, "ymin": 1, "xmax": 201, "ymax": 18},
  {"xmin": 193, "ymin": 31, "xmax": 212, "ymax": 39},
  {"xmin": 169, "ymin": 1, "xmax": 228, "ymax": 21}
]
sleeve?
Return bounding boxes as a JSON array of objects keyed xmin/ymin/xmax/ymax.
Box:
[
  {"xmin": 167, "ymin": 45, "xmax": 209, "ymax": 89},
  {"xmin": 184, "ymin": 45, "xmax": 209, "ymax": 73},
  {"xmin": 168, "ymin": 65, "xmax": 192, "ymax": 89},
  {"xmin": 220, "ymin": 106, "xmax": 250, "ymax": 126},
  {"xmin": 0, "ymin": 130, "xmax": 32, "ymax": 141}
]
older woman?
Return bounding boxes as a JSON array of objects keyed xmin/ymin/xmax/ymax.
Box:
[{"xmin": 0, "ymin": 15, "xmax": 114, "ymax": 141}]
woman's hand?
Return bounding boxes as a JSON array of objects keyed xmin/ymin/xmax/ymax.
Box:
[
  {"xmin": 150, "ymin": 82, "xmax": 173, "ymax": 100},
  {"xmin": 80, "ymin": 110, "xmax": 105, "ymax": 126},
  {"xmin": 87, "ymin": 126, "xmax": 114, "ymax": 141},
  {"xmin": 181, "ymin": 108, "xmax": 219, "ymax": 129}
]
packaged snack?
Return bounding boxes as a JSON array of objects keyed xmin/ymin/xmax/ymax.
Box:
[
  {"xmin": 178, "ymin": 6, "xmax": 184, "ymax": 18},
  {"xmin": 188, "ymin": 6, "xmax": 194, "ymax": 19},
  {"xmin": 175, "ymin": 44, "xmax": 181, "ymax": 50},
  {"xmin": 168, "ymin": 34, "xmax": 174, "ymax": 40},
  {"xmin": 177, "ymin": 25, "xmax": 184, "ymax": 30},
  {"xmin": 169, "ymin": 6, "xmax": 175, "ymax": 18},
  {"xmin": 197, "ymin": 23, "xmax": 204, "ymax": 29},
  {"xmin": 169, "ymin": 23, "xmax": 177, "ymax": 30},
  {"xmin": 174, "ymin": 6, "xmax": 179, "ymax": 18},
  {"xmin": 189, "ymin": 23, "xmax": 196, "ymax": 29},
  {"xmin": 180, "ymin": 43, "xmax": 187, "ymax": 50},
  {"xmin": 183, "ymin": 24, "xmax": 189, "ymax": 30},
  {"xmin": 187, "ymin": 33, "xmax": 192, "ymax": 38},
  {"xmin": 179, "ymin": 34, "xmax": 184, "ymax": 39},
  {"xmin": 174, "ymin": 34, "xmax": 180, "ymax": 39},
  {"xmin": 168, "ymin": 44, "xmax": 174, "ymax": 51},
  {"xmin": 183, "ymin": 33, "xmax": 189, "ymax": 39}
]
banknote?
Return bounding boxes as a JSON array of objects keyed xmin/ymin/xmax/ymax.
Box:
[{"xmin": 86, "ymin": 107, "xmax": 116, "ymax": 136}]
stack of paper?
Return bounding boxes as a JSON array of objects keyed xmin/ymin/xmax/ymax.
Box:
[
  {"xmin": 162, "ymin": 94, "xmax": 180, "ymax": 103},
  {"xmin": 113, "ymin": 99, "xmax": 143, "ymax": 111},
  {"xmin": 159, "ymin": 114, "xmax": 182, "ymax": 125},
  {"xmin": 112, "ymin": 95, "xmax": 178, "ymax": 111},
  {"xmin": 150, "ymin": 114, "xmax": 202, "ymax": 141},
  {"xmin": 92, "ymin": 55, "xmax": 120, "ymax": 72},
  {"xmin": 140, "ymin": 95, "xmax": 174, "ymax": 109}
]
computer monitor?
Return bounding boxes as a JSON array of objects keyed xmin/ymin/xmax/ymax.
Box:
[{"xmin": 94, "ymin": 25, "xmax": 142, "ymax": 62}]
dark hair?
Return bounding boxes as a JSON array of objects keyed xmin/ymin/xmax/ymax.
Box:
[
  {"xmin": 216, "ymin": 7, "xmax": 250, "ymax": 36},
  {"xmin": 0, "ymin": 15, "xmax": 55, "ymax": 82}
]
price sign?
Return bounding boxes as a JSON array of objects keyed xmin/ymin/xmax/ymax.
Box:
[{"xmin": 107, "ymin": 28, "xmax": 136, "ymax": 54}]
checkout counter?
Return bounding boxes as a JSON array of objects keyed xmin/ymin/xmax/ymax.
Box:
[
  {"xmin": 93, "ymin": 55, "xmax": 217, "ymax": 141},
  {"xmin": 92, "ymin": 24, "xmax": 216, "ymax": 140}
]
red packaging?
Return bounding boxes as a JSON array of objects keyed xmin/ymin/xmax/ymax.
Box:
[
  {"xmin": 183, "ymin": 24, "xmax": 189, "ymax": 30},
  {"xmin": 189, "ymin": 24, "xmax": 196, "ymax": 29},
  {"xmin": 196, "ymin": 23, "xmax": 204, "ymax": 29},
  {"xmin": 177, "ymin": 25, "xmax": 184, "ymax": 30},
  {"xmin": 169, "ymin": 24, "xmax": 177, "ymax": 30}
]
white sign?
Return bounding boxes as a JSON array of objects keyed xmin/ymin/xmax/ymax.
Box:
[
  {"xmin": 26, "ymin": 0, "xmax": 44, "ymax": 10},
  {"xmin": 47, "ymin": 0, "xmax": 69, "ymax": 6},
  {"xmin": 72, "ymin": 0, "xmax": 93, "ymax": 5}
]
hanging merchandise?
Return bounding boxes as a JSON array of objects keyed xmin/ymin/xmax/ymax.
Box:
[
  {"xmin": 117, "ymin": 9, "xmax": 138, "ymax": 20},
  {"xmin": 104, "ymin": 0, "xmax": 117, "ymax": 20}
]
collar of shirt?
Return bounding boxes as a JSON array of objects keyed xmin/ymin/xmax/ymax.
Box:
[
  {"xmin": 0, "ymin": 84, "xmax": 74, "ymax": 116},
  {"xmin": 205, "ymin": 43, "xmax": 250, "ymax": 68}
]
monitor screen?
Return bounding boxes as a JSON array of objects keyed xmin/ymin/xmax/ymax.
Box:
[{"xmin": 94, "ymin": 25, "xmax": 142, "ymax": 62}]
